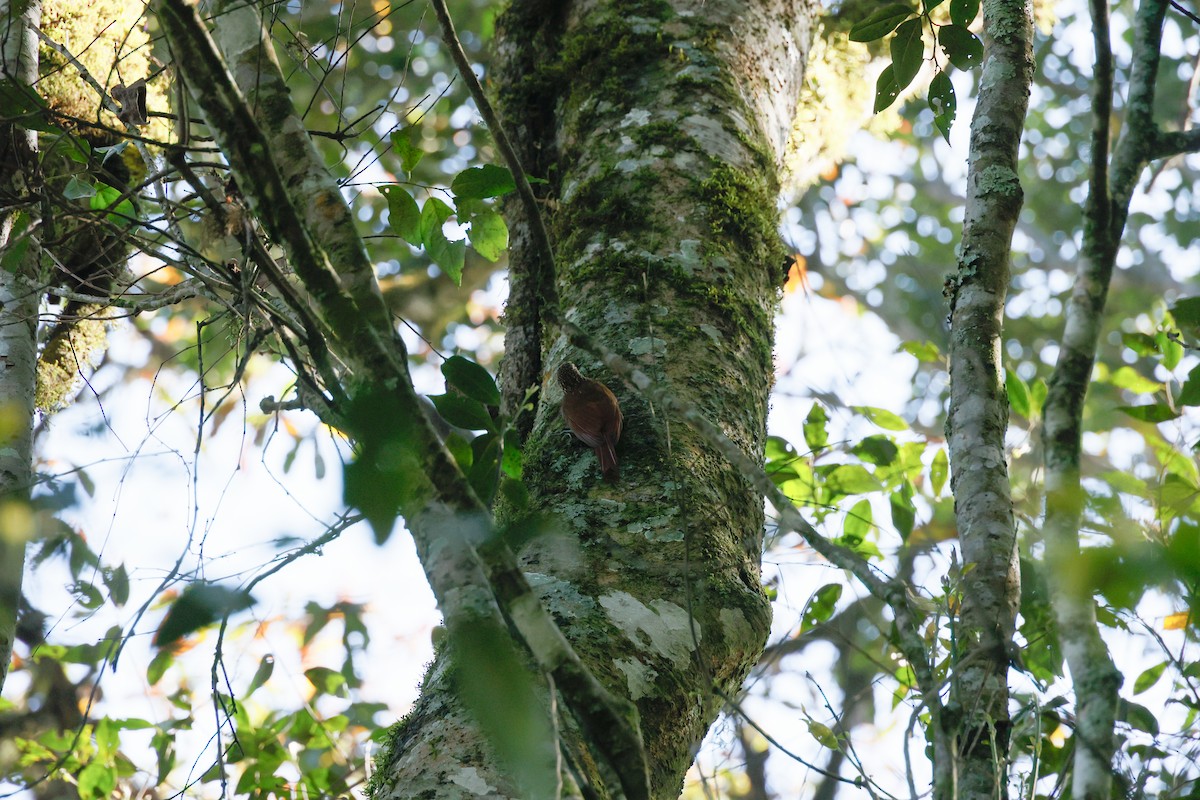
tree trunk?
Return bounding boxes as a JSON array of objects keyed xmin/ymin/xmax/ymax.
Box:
[
  {"xmin": 373, "ymin": 1, "xmax": 813, "ymax": 796},
  {"xmin": 0, "ymin": 0, "xmax": 42, "ymax": 695},
  {"xmin": 943, "ymin": 0, "xmax": 1034, "ymax": 797}
]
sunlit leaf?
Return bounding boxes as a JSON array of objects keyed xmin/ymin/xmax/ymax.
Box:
[
  {"xmin": 389, "ymin": 127, "xmax": 424, "ymax": 173},
  {"xmin": 1006, "ymin": 369, "xmax": 1030, "ymax": 418},
  {"xmin": 468, "ymin": 208, "xmax": 509, "ymax": 262},
  {"xmin": 844, "ymin": 498, "xmax": 873, "ymax": 540},
  {"xmin": 930, "ymin": 448, "xmax": 949, "ymax": 496},
  {"xmin": 1132, "ymin": 661, "xmax": 1167, "ymax": 695},
  {"xmin": 808, "ymin": 720, "xmax": 839, "ymax": 749},
  {"xmin": 305, "ymin": 666, "xmax": 348, "ymax": 697},
  {"xmin": 852, "ymin": 405, "xmax": 909, "ymax": 431},
  {"xmin": 452, "ymin": 164, "xmax": 516, "ymax": 199},
  {"xmin": 1110, "ymin": 366, "xmax": 1162, "ymax": 395},
  {"xmin": 382, "ymin": 185, "xmax": 421, "ymax": 244},
  {"xmin": 901, "ymin": 340, "xmax": 942, "ymax": 362},
  {"xmin": 804, "ymin": 404, "xmax": 829, "ymax": 452},
  {"xmin": 849, "ymin": 3, "xmax": 916, "ymax": 42},
  {"xmin": 1163, "ymin": 612, "xmax": 1190, "ymax": 630}
]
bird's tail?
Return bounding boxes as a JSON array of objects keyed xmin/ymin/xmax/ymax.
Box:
[{"xmin": 596, "ymin": 440, "xmax": 619, "ymax": 483}]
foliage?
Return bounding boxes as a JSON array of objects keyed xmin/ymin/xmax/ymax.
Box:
[{"xmin": 3, "ymin": 0, "xmax": 1200, "ymax": 797}]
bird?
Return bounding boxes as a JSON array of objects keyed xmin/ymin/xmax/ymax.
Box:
[{"xmin": 556, "ymin": 362, "xmax": 623, "ymax": 482}]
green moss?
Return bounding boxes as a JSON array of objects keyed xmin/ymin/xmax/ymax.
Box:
[
  {"xmin": 698, "ymin": 164, "xmax": 787, "ymax": 269},
  {"xmin": 628, "ymin": 120, "xmax": 694, "ymax": 152},
  {"xmin": 35, "ymin": 305, "xmax": 109, "ymax": 412},
  {"xmin": 552, "ymin": 5, "xmax": 673, "ymax": 112}
]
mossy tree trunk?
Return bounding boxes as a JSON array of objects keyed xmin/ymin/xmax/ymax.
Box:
[{"xmin": 373, "ymin": 1, "xmax": 813, "ymax": 797}]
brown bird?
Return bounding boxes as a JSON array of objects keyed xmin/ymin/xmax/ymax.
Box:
[{"xmin": 557, "ymin": 362, "xmax": 623, "ymax": 482}]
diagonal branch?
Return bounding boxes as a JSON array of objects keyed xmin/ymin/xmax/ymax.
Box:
[{"xmin": 153, "ymin": 2, "xmax": 651, "ymax": 796}]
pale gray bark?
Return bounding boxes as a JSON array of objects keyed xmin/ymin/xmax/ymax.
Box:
[
  {"xmin": 157, "ymin": 0, "xmax": 651, "ymax": 794},
  {"xmin": 377, "ymin": 0, "xmax": 815, "ymax": 797},
  {"xmin": 943, "ymin": 0, "xmax": 1034, "ymax": 798},
  {"xmin": 1043, "ymin": 2, "xmax": 1195, "ymax": 797},
  {"xmin": 0, "ymin": 0, "xmax": 42, "ymax": 694}
]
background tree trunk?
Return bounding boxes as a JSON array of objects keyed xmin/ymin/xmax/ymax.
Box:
[{"xmin": 0, "ymin": 0, "xmax": 42, "ymax": 695}]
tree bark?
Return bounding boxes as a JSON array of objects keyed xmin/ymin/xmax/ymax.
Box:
[
  {"xmin": 374, "ymin": 1, "xmax": 813, "ymax": 796},
  {"xmin": 1043, "ymin": 2, "xmax": 1179, "ymax": 797},
  {"xmin": 943, "ymin": 0, "xmax": 1034, "ymax": 798},
  {"xmin": 0, "ymin": 0, "xmax": 42, "ymax": 695}
]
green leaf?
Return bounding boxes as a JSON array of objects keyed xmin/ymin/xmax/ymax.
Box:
[
  {"xmin": 852, "ymin": 405, "xmax": 909, "ymax": 431},
  {"xmin": 1133, "ymin": 661, "xmax": 1168, "ymax": 695},
  {"xmin": 930, "ymin": 448, "xmax": 949, "ymax": 496},
  {"xmin": 146, "ymin": 648, "xmax": 173, "ymax": 685},
  {"xmin": 0, "ymin": 79, "xmax": 47, "ymax": 115},
  {"xmin": 1118, "ymin": 699, "xmax": 1160, "ymax": 735},
  {"xmin": 245, "ymin": 655, "xmax": 275, "ymax": 696},
  {"xmin": 420, "ymin": 196, "xmax": 455, "ymax": 241},
  {"xmin": 849, "ymin": 3, "xmax": 916, "ymax": 42},
  {"xmin": 939, "ymin": 24, "xmax": 983, "ymax": 70},
  {"xmin": 451, "ymin": 164, "xmax": 517, "ymax": 199},
  {"xmin": 1030, "ymin": 378, "xmax": 1048, "ymax": 414},
  {"xmin": 801, "ymin": 583, "xmax": 843, "ymax": 632},
  {"xmin": 901, "ymin": 339, "xmax": 942, "ymax": 362},
  {"xmin": 442, "ymin": 355, "xmax": 502, "ymax": 406},
  {"xmin": 468, "ymin": 208, "xmax": 509, "ymax": 262},
  {"xmin": 891, "ymin": 483, "xmax": 916, "ymax": 539},
  {"xmin": 154, "ymin": 583, "xmax": 256, "ymax": 648},
  {"xmin": 90, "ymin": 182, "xmax": 137, "ymax": 225},
  {"xmin": 454, "ymin": 618, "xmax": 559, "ymax": 797},
  {"xmin": 64, "ymin": 176, "xmax": 95, "ymax": 200},
  {"xmin": 1159, "ymin": 333, "xmax": 1184, "ymax": 371},
  {"xmin": 853, "ymin": 435, "xmax": 899, "ymax": 466},
  {"xmin": 0, "ymin": 211, "xmax": 31, "ymax": 273},
  {"xmin": 874, "ymin": 64, "xmax": 902, "ymax": 113},
  {"xmin": 389, "ymin": 127, "xmax": 424, "ymax": 173},
  {"xmin": 844, "ymin": 498, "xmax": 873, "ymax": 540},
  {"xmin": 949, "ymin": 0, "xmax": 980, "ymax": 26},
  {"xmin": 890, "ymin": 19, "xmax": 925, "ymax": 91},
  {"xmin": 1118, "ymin": 404, "xmax": 1179, "ymax": 423},
  {"xmin": 430, "ymin": 393, "xmax": 494, "ymax": 431},
  {"xmin": 103, "ymin": 565, "xmax": 129, "ymax": 606},
  {"xmin": 468, "ymin": 434, "xmax": 502, "ymax": 504},
  {"xmin": 77, "ymin": 761, "xmax": 116, "ymax": 800},
  {"xmin": 923, "ymin": 0, "xmax": 946, "ymax": 11},
  {"xmin": 804, "ymin": 404, "xmax": 829, "ymax": 452},
  {"xmin": 1110, "ymin": 366, "xmax": 1162, "ymax": 395},
  {"xmin": 1180, "ymin": 363, "xmax": 1200, "ymax": 406},
  {"xmin": 1006, "ymin": 369, "xmax": 1031, "ymax": 418},
  {"xmin": 1171, "ymin": 297, "xmax": 1200, "ymax": 329},
  {"xmin": 928, "ymin": 70, "xmax": 956, "ymax": 142},
  {"xmin": 1122, "ymin": 332, "xmax": 1159, "ymax": 356},
  {"xmin": 381, "ymin": 185, "xmax": 421, "ymax": 244},
  {"xmin": 824, "ymin": 464, "xmax": 881, "ymax": 496},
  {"xmin": 421, "ymin": 197, "xmax": 466, "ymax": 284},
  {"xmin": 808, "ymin": 720, "xmax": 840, "ymax": 749},
  {"xmin": 502, "ymin": 428, "xmax": 523, "ymax": 479},
  {"xmin": 305, "ymin": 666, "xmax": 348, "ymax": 696}
]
